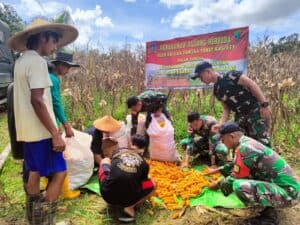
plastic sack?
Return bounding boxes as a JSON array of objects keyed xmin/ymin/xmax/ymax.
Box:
[
  {"xmin": 147, "ymin": 114, "xmax": 180, "ymax": 162},
  {"xmin": 63, "ymin": 129, "xmax": 94, "ymax": 189}
]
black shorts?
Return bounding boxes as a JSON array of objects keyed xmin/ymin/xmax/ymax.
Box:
[{"xmin": 100, "ymin": 179, "xmax": 154, "ymax": 207}]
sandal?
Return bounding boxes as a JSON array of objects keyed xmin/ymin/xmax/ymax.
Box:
[{"xmin": 118, "ymin": 210, "xmax": 135, "ymax": 223}]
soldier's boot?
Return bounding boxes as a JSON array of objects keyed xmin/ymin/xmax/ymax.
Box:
[{"xmin": 244, "ymin": 207, "xmax": 278, "ymax": 225}]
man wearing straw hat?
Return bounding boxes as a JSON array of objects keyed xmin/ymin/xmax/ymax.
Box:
[
  {"xmin": 7, "ymin": 19, "xmax": 78, "ymax": 224},
  {"xmin": 91, "ymin": 115, "xmax": 123, "ymax": 165}
]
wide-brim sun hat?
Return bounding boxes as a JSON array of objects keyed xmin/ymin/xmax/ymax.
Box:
[
  {"xmin": 7, "ymin": 18, "xmax": 78, "ymax": 52},
  {"xmin": 93, "ymin": 115, "xmax": 121, "ymax": 133}
]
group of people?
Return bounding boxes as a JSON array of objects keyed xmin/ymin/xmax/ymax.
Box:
[{"xmin": 6, "ymin": 18, "xmax": 299, "ymax": 225}]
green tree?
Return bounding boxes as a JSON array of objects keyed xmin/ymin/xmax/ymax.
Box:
[
  {"xmin": 53, "ymin": 10, "xmax": 74, "ymax": 25},
  {"xmin": 0, "ymin": 3, "xmax": 23, "ymax": 34},
  {"xmin": 271, "ymin": 33, "xmax": 300, "ymax": 54}
]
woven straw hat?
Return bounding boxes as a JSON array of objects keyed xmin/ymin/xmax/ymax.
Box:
[
  {"xmin": 93, "ymin": 116, "xmax": 121, "ymax": 133},
  {"xmin": 7, "ymin": 18, "xmax": 78, "ymax": 52}
]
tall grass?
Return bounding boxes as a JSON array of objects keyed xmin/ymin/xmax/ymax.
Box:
[{"xmin": 61, "ymin": 42, "xmax": 300, "ymax": 153}]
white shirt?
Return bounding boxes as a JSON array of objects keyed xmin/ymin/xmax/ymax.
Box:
[
  {"xmin": 125, "ymin": 113, "xmax": 146, "ymax": 136},
  {"xmin": 13, "ymin": 50, "xmax": 56, "ymax": 142}
]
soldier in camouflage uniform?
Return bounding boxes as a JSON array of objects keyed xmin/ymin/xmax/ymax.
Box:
[
  {"xmin": 138, "ymin": 90, "xmax": 170, "ymax": 118},
  {"xmin": 208, "ymin": 122, "xmax": 299, "ymax": 225},
  {"xmin": 126, "ymin": 91, "xmax": 170, "ymax": 137},
  {"xmin": 191, "ymin": 62, "xmax": 271, "ymax": 146},
  {"xmin": 135, "ymin": 90, "xmax": 171, "ymax": 157},
  {"xmin": 181, "ymin": 112, "xmax": 228, "ymax": 168}
]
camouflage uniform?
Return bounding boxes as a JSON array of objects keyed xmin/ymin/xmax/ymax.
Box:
[
  {"xmin": 220, "ymin": 135, "xmax": 300, "ymax": 207},
  {"xmin": 138, "ymin": 90, "xmax": 169, "ymax": 114},
  {"xmin": 138, "ymin": 90, "xmax": 170, "ymax": 157},
  {"xmin": 214, "ymin": 71, "xmax": 270, "ymax": 146},
  {"xmin": 181, "ymin": 115, "xmax": 227, "ymax": 164}
]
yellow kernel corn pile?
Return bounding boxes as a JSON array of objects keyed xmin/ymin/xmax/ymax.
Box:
[{"xmin": 148, "ymin": 160, "xmax": 220, "ymax": 210}]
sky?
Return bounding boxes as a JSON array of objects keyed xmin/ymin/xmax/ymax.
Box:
[{"xmin": 3, "ymin": 0, "xmax": 300, "ymax": 50}]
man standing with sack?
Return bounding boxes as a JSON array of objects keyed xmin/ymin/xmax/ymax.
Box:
[{"xmin": 8, "ymin": 19, "xmax": 78, "ymax": 224}]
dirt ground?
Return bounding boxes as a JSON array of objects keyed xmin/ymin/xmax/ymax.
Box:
[
  {"xmin": 0, "ymin": 111, "xmax": 299, "ymax": 225},
  {"xmin": 1, "ymin": 190, "xmax": 300, "ymax": 225}
]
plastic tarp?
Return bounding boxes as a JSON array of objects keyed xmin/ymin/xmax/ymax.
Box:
[{"xmin": 81, "ymin": 165, "xmax": 245, "ymax": 208}]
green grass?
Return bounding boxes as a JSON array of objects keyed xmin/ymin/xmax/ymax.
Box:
[
  {"xmin": 0, "ymin": 111, "xmax": 168, "ymax": 224},
  {"xmin": 0, "ymin": 154, "xmax": 166, "ymax": 225},
  {"xmin": 1, "ymin": 91, "xmax": 300, "ymax": 225}
]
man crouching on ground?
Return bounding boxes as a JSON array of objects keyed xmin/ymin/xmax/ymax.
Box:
[
  {"xmin": 98, "ymin": 134, "xmax": 156, "ymax": 223},
  {"xmin": 8, "ymin": 19, "xmax": 78, "ymax": 224},
  {"xmin": 208, "ymin": 122, "xmax": 299, "ymax": 225}
]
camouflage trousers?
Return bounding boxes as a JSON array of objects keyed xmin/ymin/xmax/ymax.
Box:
[
  {"xmin": 232, "ymin": 179, "xmax": 298, "ymax": 208},
  {"xmin": 235, "ymin": 108, "xmax": 271, "ymax": 147},
  {"xmin": 181, "ymin": 136, "xmax": 227, "ymax": 165},
  {"xmin": 181, "ymin": 136, "xmax": 209, "ymax": 156}
]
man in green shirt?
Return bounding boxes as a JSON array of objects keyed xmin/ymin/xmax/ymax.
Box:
[
  {"xmin": 48, "ymin": 52, "xmax": 81, "ymax": 200},
  {"xmin": 208, "ymin": 122, "xmax": 299, "ymax": 225},
  {"xmin": 49, "ymin": 51, "xmax": 80, "ymax": 137}
]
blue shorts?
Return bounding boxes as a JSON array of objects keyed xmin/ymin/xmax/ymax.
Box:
[{"xmin": 23, "ymin": 138, "xmax": 66, "ymax": 182}]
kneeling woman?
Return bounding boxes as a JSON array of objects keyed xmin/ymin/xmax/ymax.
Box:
[{"xmin": 98, "ymin": 135, "xmax": 155, "ymax": 222}]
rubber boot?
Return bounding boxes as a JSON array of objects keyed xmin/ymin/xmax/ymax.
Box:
[
  {"xmin": 31, "ymin": 199, "xmax": 58, "ymax": 225},
  {"xmin": 26, "ymin": 193, "xmax": 43, "ymax": 225},
  {"xmin": 61, "ymin": 176, "xmax": 80, "ymax": 199},
  {"xmin": 40, "ymin": 177, "xmax": 48, "ymax": 191}
]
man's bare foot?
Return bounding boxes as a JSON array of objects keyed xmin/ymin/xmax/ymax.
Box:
[{"xmin": 124, "ymin": 206, "xmax": 135, "ymax": 217}]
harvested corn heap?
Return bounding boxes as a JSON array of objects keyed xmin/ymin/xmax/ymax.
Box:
[{"xmin": 148, "ymin": 160, "xmax": 221, "ymax": 210}]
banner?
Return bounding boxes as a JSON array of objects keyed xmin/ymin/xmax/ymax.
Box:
[{"xmin": 145, "ymin": 27, "xmax": 249, "ymax": 89}]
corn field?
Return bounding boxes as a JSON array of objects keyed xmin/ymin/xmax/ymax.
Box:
[{"xmin": 61, "ymin": 42, "xmax": 300, "ymax": 152}]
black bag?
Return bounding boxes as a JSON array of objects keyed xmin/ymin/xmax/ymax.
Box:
[{"xmin": 7, "ymin": 83, "xmax": 24, "ymax": 159}]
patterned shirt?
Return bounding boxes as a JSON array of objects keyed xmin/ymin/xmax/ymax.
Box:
[
  {"xmin": 187, "ymin": 115, "xmax": 217, "ymax": 151},
  {"xmin": 195, "ymin": 115, "xmax": 217, "ymax": 137},
  {"xmin": 138, "ymin": 90, "xmax": 169, "ymax": 114},
  {"xmin": 220, "ymin": 135, "xmax": 300, "ymax": 198},
  {"xmin": 213, "ymin": 71, "xmax": 259, "ymax": 115},
  {"xmin": 99, "ymin": 148, "xmax": 151, "ymax": 205}
]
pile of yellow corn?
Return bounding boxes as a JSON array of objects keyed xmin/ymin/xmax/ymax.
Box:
[{"xmin": 148, "ymin": 160, "xmax": 220, "ymax": 210}]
